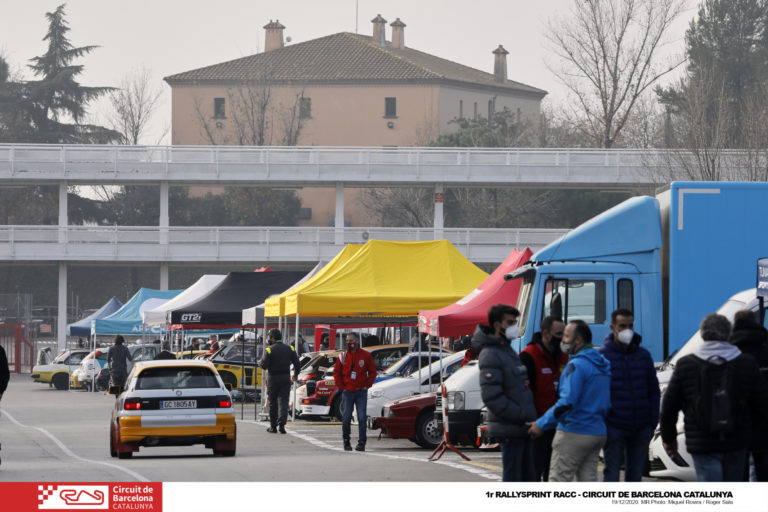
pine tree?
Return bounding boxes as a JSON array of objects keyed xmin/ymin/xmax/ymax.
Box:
[{"xmin": 25, "ymin": 3, "xmax": 119, "ymax": 143}]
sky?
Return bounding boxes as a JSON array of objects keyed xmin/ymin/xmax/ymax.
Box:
[{"xmin": 0, "ymin": 0, "xmax": 697, "ymax": 145}]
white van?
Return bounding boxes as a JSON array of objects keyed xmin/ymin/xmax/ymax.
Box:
[{"xmin": 438, "ymin": 360, "xmax": 484, "ymax": 445}]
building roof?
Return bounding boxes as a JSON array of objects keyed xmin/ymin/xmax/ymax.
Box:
[{"xmin": 164, "ymin": 32, "xmax": 546, "ymax": 96}]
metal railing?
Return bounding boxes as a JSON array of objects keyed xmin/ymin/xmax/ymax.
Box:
[
  {"xmin": 0, "ymin": 144, "xmax": 671, "ymax": 186},
  {"xmin": 0, "ymin": 225, "xmax": 569, "ymax": 263}
]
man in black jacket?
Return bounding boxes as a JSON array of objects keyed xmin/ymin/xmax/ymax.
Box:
[
  {"xmin": 729, "ymin": 309, "xmax": 768, "ymax": 481},
  {"xmin": 660, "ymin": 313, "xmax": 768, "ymax": 481},
  {"xmin": 259, "ymin": 329, "xmax": 301, "ymax": 434},
  {"xmin": 473, "ymin": 304, "xmax": 537, "ymax": 481}
]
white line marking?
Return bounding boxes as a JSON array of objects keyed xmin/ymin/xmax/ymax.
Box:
[
  {"xmin": 1, "ymin": 409, "xmax": 149, "ymax": 482},
  {"xmin": 241, "ymin": 420, "xmax": 500, "ymax": 481}
]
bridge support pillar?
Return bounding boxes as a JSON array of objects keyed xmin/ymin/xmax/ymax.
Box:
[
  {"xmin": 334, "ymin": 183, "xmax": 344, "ymax": 245},
  {"xmin": 57, "ymin": 262, "xmax": 67, "ymax": 352},
  {"xmin": 434, "ymin": 183, "xmax": 444, "ymax": 239}
]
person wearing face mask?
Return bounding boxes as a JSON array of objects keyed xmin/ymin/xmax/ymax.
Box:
[
  {"xmin": 520, "ymin": 315, "xmax": 568, "ymax": 481},
  {"xmin": 527, "ymin": 319, "xmax": 611, "ymax": 481},
  {"xmin": 597, "ymin": 308, "xmax": 659, "ymax": 481},
  {"xmin": 333, "ymin": 332, "xmax": 377, "ymax": 452},
  {"xmin": 472, "ymin": 304, "xmax": 537, "ymax": 481}
]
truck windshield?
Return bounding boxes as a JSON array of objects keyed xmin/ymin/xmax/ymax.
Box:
[{"xmin": 516, "ymin": 273, "xmax": 536, "ymax": 337}]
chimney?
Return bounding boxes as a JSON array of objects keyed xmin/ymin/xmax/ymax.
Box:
[
  {"xmin": 390, "ymin": 18, "xmax": 406, "ymax": 49},
  {"xmin": 493, "ymin": 45, "xmax": 508, "ymax": 82},
  {"xmin": 264, "ymin": 20, "xmax": 285, "ymax": 52},
  {"xmin": 371, "ymin": 14, "xmax": 387, "ymax": 47}
]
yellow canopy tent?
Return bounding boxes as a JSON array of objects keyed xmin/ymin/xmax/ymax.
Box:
[
  {"xmin": 263, "ymin": 244, "xmax": 363, "ymax": 318},
  {"xmin": 283, "ymin": 240, "xmax": 488, "ymax": 317}
]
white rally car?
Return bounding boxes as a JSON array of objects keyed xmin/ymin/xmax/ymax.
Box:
[{"xmin": 109, "ymin": 360, "xmax": 236, "ymax": 458}]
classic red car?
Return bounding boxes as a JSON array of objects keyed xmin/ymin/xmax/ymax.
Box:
[{"xmin": 371, "ymin": 392, "xmax": 442, "ymax": 449}]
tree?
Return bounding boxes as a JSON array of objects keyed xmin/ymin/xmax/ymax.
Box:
[
  {"xmin": 24, "ymin": 4, "xmax": 119, "ymax": 144},
  {"xmin": 654, "ymin": 0, "xmax": 768, "ymax": 181},
  {"xmin": 547, "ymin": 0, "xmax": 684, "ymax": 148},
  {"xmin": 108, "ymin": 67, "xmax": 166, "ymax": 145}
]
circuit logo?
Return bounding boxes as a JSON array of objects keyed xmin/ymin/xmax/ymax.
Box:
[{"xmin": 38, "ymin": 485, "xmax": 109, "ymax": 509}]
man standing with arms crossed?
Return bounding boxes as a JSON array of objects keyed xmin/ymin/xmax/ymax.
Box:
[
  {"xmin": 528, "ymin": 319, "xmax": 611, "ymax": 481},
  {"xmin": 520, "ymin": 315, "xmax": 567, "ymax": 481},
  {"xmin": 333, "ymin": 332, "xmax": 377, "ymax": 452},
  {"xmin": 599, "ymin": 308, "xmax": 659, "ymax": 481},
  {"xmin": 260, "ymin": 329, "xmax": 301, "ymax": 434}
]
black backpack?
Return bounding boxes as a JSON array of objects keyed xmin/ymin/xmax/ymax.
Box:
[{"xmin": 696, "ymin": 355, "xmax": 734, "ymax": 435}]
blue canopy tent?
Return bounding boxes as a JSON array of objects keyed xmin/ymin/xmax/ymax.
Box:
[
  {"xmin": 91, "ymin": 288, "xmax": 182, "ymax": 337},
  {"xmin": 67, "ymin": 296, "xmax": 123, "ymax": 337}
]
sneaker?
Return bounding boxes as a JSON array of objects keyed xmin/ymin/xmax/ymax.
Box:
[
  {"xmin": 266, "ymin": 426, "xmax": 277, "ymax": 433},
  {"xmin": 278, "ymin": 425, "xmax": 286, "ymax": 434},
  {"xmin": 355, "ymin": 442, "xmax": 365, "ymax": 452},
  {"xmin": 343, "ymin": 442, "xmax": 352, "ymax": 451}
]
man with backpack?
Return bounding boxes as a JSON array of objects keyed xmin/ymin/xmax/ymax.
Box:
[{"xmin": 660, "ymin": 313, "xmax": 768, "ymax": 481}]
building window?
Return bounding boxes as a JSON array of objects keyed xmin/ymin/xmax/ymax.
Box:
[
  {"xmin": 213, "ymin": 98, "xmax": 226, "ymax": 119},
  {"xmin": 384, "ymin": 97, "xmax": 397, "ymax": 118},
  {"xmin": 473, "ymin": 102, "xmax": 478, "ymax": 121},
  {"xmin": 298, "ymin": 207, "xmax": 312, "ymax": 220},
  {"xmin": 459, "ymin": 100, "xmax": 463, "ymax": 119},
  {"xmin": 299, "ymin": 97, "xmax": 311, "ymax": 119}
]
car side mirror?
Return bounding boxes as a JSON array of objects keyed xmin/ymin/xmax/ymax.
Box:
[
  {"xmin": 108, "ymin": 385, "xmax": 122, "ymax": 396},
  {"xmin": 225, "ymin": 383, "xmax": 233, "ymax": 392}
]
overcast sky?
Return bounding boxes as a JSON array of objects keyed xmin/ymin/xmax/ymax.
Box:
[{"xmin": 1, "ymin": 0, "xmax": 695, "ymax": 144}]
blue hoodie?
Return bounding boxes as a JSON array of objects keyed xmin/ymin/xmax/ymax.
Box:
[{"xmin": 536, "ymin": 345, "xmax": 611, "ymax": 436}]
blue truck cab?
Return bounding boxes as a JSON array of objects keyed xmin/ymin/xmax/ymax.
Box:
[{"xmin": 507, "ymin": 182, "xmax": 768, "ymax": 361}]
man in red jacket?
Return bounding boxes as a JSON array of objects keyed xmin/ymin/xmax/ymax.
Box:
[
  {"xmin": 520, "ymin": 315, "xmax": 567, "ymax": 481},
  {"xmin": 333, "ymin": 332, "xmax": 377, "ymax": 452}
]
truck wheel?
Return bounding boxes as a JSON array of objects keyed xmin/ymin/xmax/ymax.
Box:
[
  {"xmin": 330, "ymin": 395, "xmax": 343, "ymax": 421},
  {"xmin": 220, "ymin": 372, "xmax": 237, "ymax": 390},
  {"xmin": 53, "ymin": 373, "xmax": 68, "ymax": 390},
  {"xmin": 415, "ymin": 408, "xmax": 442, "ymax": 449}
]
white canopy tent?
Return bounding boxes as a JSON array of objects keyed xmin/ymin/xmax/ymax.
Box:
[{"xmin": 141, "ymin": 274, "xmax": 226, "ymax": 326}]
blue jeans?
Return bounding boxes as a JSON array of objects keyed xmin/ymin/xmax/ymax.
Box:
[
  {"xmin": 341, "ymin": 389, "xmax": 367, "ymax": 445},
  {"xmin": 602, "ymin": 425, "xmax": 653, "ymax": 482},
  {"xmin": 691, "ymin": 450, "xmax": 748, "ymax": 482},
  {"xmin": 500, "ymin": 437, "xmax": 536, "ymax": 482}
]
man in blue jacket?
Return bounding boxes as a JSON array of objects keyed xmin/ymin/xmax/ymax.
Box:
[
  {"xmin": 528, "ymin": 319, "xmax": 611, "ymax": 481},
  {"xmin": 599, "ymin": 308, "xmax": 659, "ymax": 481}
]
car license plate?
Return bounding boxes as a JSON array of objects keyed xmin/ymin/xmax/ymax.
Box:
[{"xmin": 160, "ymin": 400, "xmax": 197, "ymax": 409}]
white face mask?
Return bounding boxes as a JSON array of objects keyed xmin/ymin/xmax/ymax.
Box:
[
  {"xmin": 616, "ymin": 329, "xmax": 634, "ymax": 345},
  {"xmin": 504, "ymin": 325, "xmax": 520, "ymax": 340},
  {"xmin": 560, "ymin": 341, "xmax": 576, "ymax": 355}
]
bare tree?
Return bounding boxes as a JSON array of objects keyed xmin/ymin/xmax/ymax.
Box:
[
  {"xmin": 547, "ymin": 0, "xmax": 684, "ymax": 148},
  {"xmin": 108, "ymin": 67, "xmax": 165, "ymax": 145}
]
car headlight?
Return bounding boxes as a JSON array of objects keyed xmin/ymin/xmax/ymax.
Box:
[
  {"xmin": 383, "ymin": 406, "xmax": 395, "ymax": 417},
  {"xmin": 369, "ymin": 389, "xmax": 383, "ymax": 399},
  {"xmin": 297, "ymin": 385, "xmax": 306, "ymax": 394},
  {"xmin": 446, "ymin": 391, "xmax": 465, "ymax": 410}
]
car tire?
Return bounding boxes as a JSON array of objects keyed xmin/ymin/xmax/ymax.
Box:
[
  {"xmin": 330, "ymin": 394, "xmax": 343, "ymax": 422},
  {"xmin": 109, "ymin": 423, "xmax": 117, "ymax": 458},
  {"xmin": 415, "ymin": 408, "xmax": 442, "ymax": 449},
  {"xmin": 118, "ymin": 450, "xmax": 133, "ymax": 459},
  {"xmin": 219, "ymin": 371, "xmax": 237, "ymax": 390},
  {"xmin": 52, "ymin": 373, "xmax": 68, "ymax": 390}
]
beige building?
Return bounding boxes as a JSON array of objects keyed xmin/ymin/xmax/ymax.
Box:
[{"xmin": 164, "ymin": 16, "xmax": 547, "ymax": 226}]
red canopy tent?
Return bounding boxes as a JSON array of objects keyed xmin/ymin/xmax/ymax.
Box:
[{"xmin": 417, "ymin": 248, "xmax": 533, "ymax": 337}]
